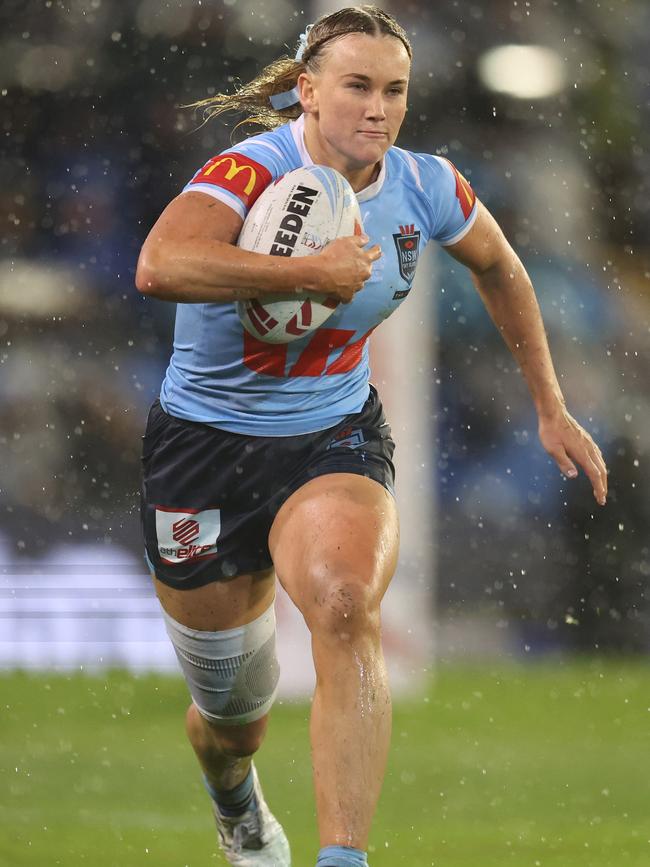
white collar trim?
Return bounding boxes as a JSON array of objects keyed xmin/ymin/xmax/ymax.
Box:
[{"xmin": 290, "ymin": 113, "xmax": 386, "ymax": 202}]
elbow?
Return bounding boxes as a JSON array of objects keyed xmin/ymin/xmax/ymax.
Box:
[
  {"xmin": 135, "ymin": 268, "xmax": 155, "ymax": 296},
  {"xmin": 135, "ymin": 247, "xmax": 165, "ymax": 297}
]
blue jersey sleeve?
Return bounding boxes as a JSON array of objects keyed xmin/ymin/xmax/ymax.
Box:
[
  {"xmin": 412, "ymin": 153, "xmax": 478, "ymax": 245},
  {"xmin": 181, "ymin": 135, "xmax": 289, "ymax": 220}
]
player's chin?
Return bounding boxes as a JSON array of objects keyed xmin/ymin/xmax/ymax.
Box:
[{"xmin": 352, "ymin": 137, "xmax": 391, "ymax": 163}]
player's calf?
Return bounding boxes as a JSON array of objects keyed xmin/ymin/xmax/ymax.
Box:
[{"xmin": 186, "ymin": 703, "xmax": 268, "ymax": 762}]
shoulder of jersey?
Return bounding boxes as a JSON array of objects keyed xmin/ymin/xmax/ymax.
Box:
[
  {"xmin": 231, "ymin": 123, "xmax": 299, "ymax": 176},
  {"xmin": 387, "ymin": 147, "xmax": 446, "ymax": 190},
  {"xmin": 185, "ymin": 123, "xmax": 301, "ymax": 213},
  {"xmin": 388, "ymin": 147, "xmax": 477, "ymax": 221}
]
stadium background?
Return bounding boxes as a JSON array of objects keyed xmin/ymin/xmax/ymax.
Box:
[{"xmin": 1, "ymin": 1, "xmax": 650, "ymax": 864}]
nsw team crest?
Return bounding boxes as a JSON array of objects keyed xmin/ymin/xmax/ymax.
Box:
[{"xmin": 392, "ymin": 224, "xmax": 421, "ymax": 298}]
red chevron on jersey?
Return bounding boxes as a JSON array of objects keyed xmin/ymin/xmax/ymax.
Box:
[
  {"xmin": 190, "ymin": 152, "xmax": 272, "ymax": 208},
  {"xmin": 444, "ymin": 159, "xmax": 476, "ymax": 220}
]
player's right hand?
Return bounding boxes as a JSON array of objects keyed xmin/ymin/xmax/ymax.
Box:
[{"xmin": 313, "ymin": 234, "xmax": 382, "ymax": 303}]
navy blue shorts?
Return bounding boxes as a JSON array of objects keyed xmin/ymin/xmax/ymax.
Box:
[{"xmin": 140, "ymin": 386, "xmax": 395, "ymax": 589}]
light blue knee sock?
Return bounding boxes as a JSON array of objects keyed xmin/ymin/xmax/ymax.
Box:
[{"xmin": 316, "ymin": 845, "xmax": 368, "ymax": 866}]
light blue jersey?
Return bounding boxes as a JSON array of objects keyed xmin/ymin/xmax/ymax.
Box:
[{"xmin": 159, "ymin": 114, "xmax": 477, "ymax": 435}]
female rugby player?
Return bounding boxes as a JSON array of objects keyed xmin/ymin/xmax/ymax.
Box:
[{"xmin": 136, "ymin": 7, "xmax": 608, "ymax": 866}]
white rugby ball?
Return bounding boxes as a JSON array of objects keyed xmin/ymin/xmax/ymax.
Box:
[{"xmin": 236, "ymin": 165, "xmax": 362, "ymax": 344}]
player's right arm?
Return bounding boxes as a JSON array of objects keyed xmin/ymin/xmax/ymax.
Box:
[{"xmin": 135, "ymin": 191, "xmax": 379, "ymax": 304}]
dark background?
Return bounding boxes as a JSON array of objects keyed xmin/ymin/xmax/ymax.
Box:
[{"xmin": 1, "ymin": 0, "xmax": 648, "ymax": 654}]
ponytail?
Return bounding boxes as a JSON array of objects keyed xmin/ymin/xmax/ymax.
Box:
[{"xmin": 188, "ymin": 57, "xmax": 305, "ymax": 133}]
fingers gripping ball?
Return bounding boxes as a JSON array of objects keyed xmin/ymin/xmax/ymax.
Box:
[{"xmin": 236, "ymin": 166, "xmax": 363, "ymax": 344}]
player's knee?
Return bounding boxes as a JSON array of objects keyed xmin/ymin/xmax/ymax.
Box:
[
  {"xmin": 164, "ymin": 603, "xmax": 280, "ymax": 727},
  {"xmin": 303, "ymin": 573, "xmax": 380, "ymax": 641},
  {"xmin": 186, "ymin": 703, "xmax": 267, "ymax": 757}
]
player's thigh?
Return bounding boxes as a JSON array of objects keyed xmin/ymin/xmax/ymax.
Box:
[
  {"xmin": 153, "ymin": 568, "xmax": 276, "ymax": 630},
  {"xmin": 268, "ymin": 472, "xmax": 399, "ymax": 625}
]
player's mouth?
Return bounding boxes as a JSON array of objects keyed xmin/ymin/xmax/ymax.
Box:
[{"xmin": 357, "ymin": 130, "xmax": 389, "ymax": 138}]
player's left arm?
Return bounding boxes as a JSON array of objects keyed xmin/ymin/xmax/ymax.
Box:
[{"xmin": 445, "ymin": 200, "xmax": 608, "ymax": 506}]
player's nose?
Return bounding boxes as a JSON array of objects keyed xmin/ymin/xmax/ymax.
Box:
[{"xmin": 365, "ymin": 93, "xmax": 386, "ymax": 119}]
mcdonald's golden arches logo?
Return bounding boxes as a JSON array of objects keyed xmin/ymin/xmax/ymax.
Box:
[{"xmin": 192, "ymin": 152, "xmax": 272, "ymax": 207}]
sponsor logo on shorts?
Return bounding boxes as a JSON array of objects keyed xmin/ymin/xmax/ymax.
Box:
[
  {"xmin": 392, "ymin": 223, "xmax": 421, "ymax": 298},
  {"xmin": 155, "ymin": 507, "xmax": 221, "ymax": 566},
  {"xmin": 327, "ymin": 426, "xmax": 369, "ymax": 450}
]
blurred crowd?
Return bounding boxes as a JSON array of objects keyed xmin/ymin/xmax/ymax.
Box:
[{"xmin": 1, "ymin": 0, "xmax": 649, "ymax": 653}]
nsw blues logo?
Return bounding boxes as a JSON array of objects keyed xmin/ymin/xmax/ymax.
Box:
[{"xmin": 392, "ymin": 224, "xmax": 421, "ymax": 299}]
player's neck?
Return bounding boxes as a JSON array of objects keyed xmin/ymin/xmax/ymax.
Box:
[{"xmin": 338, "ymin": 162, "xmax": 381, "ymax": 193}]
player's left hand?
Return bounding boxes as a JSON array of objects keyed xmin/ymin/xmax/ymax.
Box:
[{"xmin": 538, "ymin": 408, "xmax": 608, "ymax": 506}]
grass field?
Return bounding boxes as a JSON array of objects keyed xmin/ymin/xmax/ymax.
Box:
[{"xmin": 2, "ymin": 659, "xmax": 649, "ymax": 866}]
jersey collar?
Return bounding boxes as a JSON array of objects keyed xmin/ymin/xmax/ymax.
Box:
[{"xmin": 290, "ymin": 113, "xmax": 386, "ymax": 202}]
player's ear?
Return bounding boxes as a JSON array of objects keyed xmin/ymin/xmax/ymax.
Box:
[{"xmin": 297, "ymin": 72, "xmax": 317, "ymax": 112}]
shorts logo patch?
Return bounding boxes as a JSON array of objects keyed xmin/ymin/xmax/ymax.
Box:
[
  {"xmin": 156, "ymin": 507, "xmax": 221, "ymax": 565},
  {"xmin": 392, "ymin": 223, "xmax": 420, "ymax": 299},
  {"xmin": 327, "ymin": 426, "xmax": 369, "ymax": 450}
]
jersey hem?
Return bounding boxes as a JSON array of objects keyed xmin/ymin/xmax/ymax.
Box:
[{"xmin": 158, "ymin": 391, "xmax": 371, "ymax": 438}]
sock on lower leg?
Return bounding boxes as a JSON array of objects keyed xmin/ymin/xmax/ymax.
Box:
[
  {"xmin": 316, "ymin": 845, "xmax": 368, "ymax": 866},
  {"xmin": 203, "ymin": 768, "xmax": 255, "ymax": 816}
]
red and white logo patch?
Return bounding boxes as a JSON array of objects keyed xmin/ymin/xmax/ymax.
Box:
[
  {"xmin": 189, "ymin": 152, "xmax": 272, "ymax": 209},
  {"xmin": 155, "ymin": 507, "xmax": 221, "ymax": 565}
]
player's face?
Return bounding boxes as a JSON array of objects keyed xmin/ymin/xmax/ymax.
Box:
[{"xmin": 300, "ymin": 33, "xmax": 410, "ymax": 178}]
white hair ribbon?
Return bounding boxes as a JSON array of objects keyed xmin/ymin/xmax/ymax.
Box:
[
  {"xmin": 294, "ymin": 24, "xmax": 313, "ymax": 62},
  {"xmin": 268, "ymin": 24, "xmax": 313, "ymax": 110}
]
